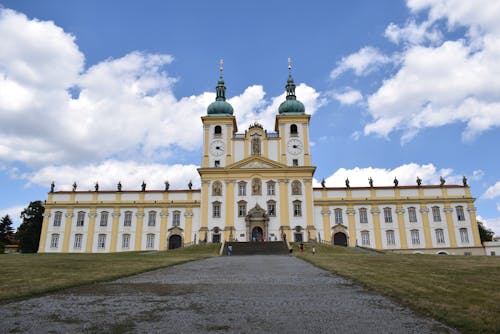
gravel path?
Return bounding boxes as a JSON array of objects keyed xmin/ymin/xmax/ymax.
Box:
[{"xmin": 0, "ymin": 255, "xmax": 457, "ymax": 333}]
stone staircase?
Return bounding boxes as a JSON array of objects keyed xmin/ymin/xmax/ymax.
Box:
[{"xmin": 223, "ymin": 241, "xmax": 289, "ymax": 256}]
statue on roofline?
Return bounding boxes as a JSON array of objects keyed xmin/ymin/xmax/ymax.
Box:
[
  {"xmin": 393, "ymin": 177, "xmax": 399, "ymax": 187},
  {"xmin": 72, "ymin": 182, "xmax": 77, "ymax": 192},
  {"xmin": 440, "ymin": 176, "xmax": 446, "ymax": 187},
  {"xmin": 321, "ymin": 178, "xmax": 326, "ymax": 188},
  {"xmin": 463, "ymin": 175, "xmax": 468, "ymax": 187},
  {"xmin": 164, "ymin": 180, "xmax": 170, "ymax": 191},
  {"xmin": 345, "ymin": 178, "xmax": 350, "ymax": 189},
  {"xmin": 416, "ymin": 177, "xmax": 422, "ymax": 187},
  {"xmin": 50, "ymin": 181, "xmax": 55, "ymax": 193},
  {"xmin": 141, "ymin": 181, "xmax": 146, "ymax": 192},
  {"xmin": 117, "ymin": 181, "xmax": 122, "ymax": 192},
  {"xmin": 368, "ymin": 177, "xmax": 373, "ymax": 188}
]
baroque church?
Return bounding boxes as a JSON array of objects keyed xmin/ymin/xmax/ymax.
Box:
[{"xmin": 38, "ymin": 63, "xmax": 484, "ymax": 255}]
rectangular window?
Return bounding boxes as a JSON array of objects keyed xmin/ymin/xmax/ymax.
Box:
[
  {"xmin": 435, "ymin": 229, "xmax": 445, "ymax": 244},
  {"xmin": 122, "ymin": 234, "xmax": 130, "ymax": 248},
  {"xmin": 292, "ymin": 159, "xmax": 299, "ymax": 166},
  {"xmin": 408, "ymin": 207, "xmax": 417, "ymax": 223},
  {"xmin": 124, "ymin": 212, "xmax": 132, "ymax": 226},
  {"xmin": 74, "ymin": 234, "xmax": 82, "ymax": 249},
  {"xmin": 432, "ymin": 207, "xmax": 442, "ymax": 222},
  {"xmin": 384, "ymin": 208, "xmax": 393, "ymax": 223},
  {"xmin": 359, "ymin": 208, "xmax": 368, "ymax": 224},
  {"xmin": 99, "ymin": 211, "xmax": 108, "ymax": 226},
  {"xmin": 361, "ymin": 231, "xmax": 370, "ymax": 246},
  {"xmin": 53, "ymin": 212, "xmax": 62, "ymax": 227},
  {"xmin": 386, "ymin": 230, "xmax": 395, "ymax": 246},
  {"xmin": 293, "ymin": 202, "xmax": 302, "ymax": 217},
  {"xmin": 50, "ymin": 234, "xmax": 59, "ymax": 248},
  {"xmin": 173, "ymin": 212, "xmax": 181, "ymax": 227},
  {"xmin": 213, "ymin": 203, "xmax": 221, "ymax": 218},
  {"xmin": 456, "ymin": 206, "xmax": 465, "ymax": 221},
  {"xmin": 98, "ymin": 234, "xmax": 106, "ymax": 249},
  {"xmin": 148, "ymin": 212, "xmax": 156, "ymax": 226},
  {"xmin": 267, "ymin": 202, "xmax": 276, "ymax": 217},
  {"xmin": 76, "ymin": 211, "xmax": 85, "ymax": 227},
  {"xmin": 411, "ymin": 229, "xmax": 420, "ymax": 245},
  {"xmin": 267, "ymin": 183, "xmax": 275, "ymax": 195},
  {"xmin": 238, "ymin": 183, "xmax": 246, "ymax": 196},
  {"xmin": 238, "ymin": 204, "xmax": 246, "ymax": 217},
  {"xmin": 146, "ymin": 234, "xmax": 155, "ymax": 249},
  {"xmin": 460, "ymin": 228, "xmax": 469, "ymax": 243},
  {"xmin": 334, "ymin": 209, "xmax": 343, "ymax": 224}
]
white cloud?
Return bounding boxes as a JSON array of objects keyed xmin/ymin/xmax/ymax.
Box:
[
  {"xmin": 477, "ymin": 215, "xmax": 500, "ymax": 237},
  {"xmin": 25, "ymin": 160, "xmax": 200, "ymax": 191},
  {"xmin": 313, "ymin": 163, "xmax": 459, "ymax": 187},
  {"xmin": 0, "ymin": 8, "xmax": 324, "ymax": 170},
  {"xmin": 471, "ymin": 169, "xmax": 484, "ymax": 181},
  {"xmin": 333, "ymin": 88, "xmax": 363, "ymax": 105},
  {"xmin": 0, "ymin": 205, "xmax": 25, "ymax": 229},
  {"xmin": 483, "ymin": 182, "xmax": 500, "ymax": 199},
  {"xmin": 385, "ymin": 19, "xmax": 442, "ymax": 45},
  {"xmin": 330, "ymin": 47, "xmax": 391, "ymax": 79}
]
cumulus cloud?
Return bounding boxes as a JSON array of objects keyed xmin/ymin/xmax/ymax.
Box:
[
  {"xmin": 25, "ymin": 160, "xmax": 200, "ymax": 191},
  {"xmin": 313, "ymin": 163, "xmax": 459, "ymax": 187},
  {"xmin": 0, "ymin": 204, "xmax": 25, "ymax": 229},
  {"xmin": 331, "ymin": 1, "xmax": 500, "ymax": 142},
  {"xmin": 332, "ymin": 88, "xmax": 363, "ymax": 105},
  {"xmin": 0, "ymin": 8, "xmax": 324, "ymax": 171},
  {"xmin": 330, "ymin": 47, "xmax": 392, "ymax": 79},
  {"xmin": 477, "ymin": 215, "xmax": 500, "ymax": 237},
  {"xmin": 483, "ymin": 182, "xmax": 500, "ymax": 199}
]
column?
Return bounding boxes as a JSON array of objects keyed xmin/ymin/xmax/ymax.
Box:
[
  {"xmin": 224, "ymin": 180, "xmax": 235, "ymax": 241},
  {"xmin": 199, "ymin": 180, "xmax": 210, "ymax": 242},
  {"xmin": 278, "ymin": 179, "xmax": 291, "ymax": 240},
  {"xmin": 184, "ymin": 209, "xmax": 193, "ymax": 244},
  {"xmin": 110, "ymin": 208, "xmax": 120, "ymax": 252},
  {"xmin": 321, "ymin": 207, "xmax": 331, "ymax": 243},
  {"xmin": 370, "ymin": 206, "xmax": 382, "ymax": 249},
  {"xmin": 346, "ymin": 206, "xmax": 357, "ymax": 247},
  {"xmin": 202, "ymin": 124, "xmax": 209, "ymax": 167},
  {"xmin": 38, "ymin": 210, "xmax": 51, "ymax": 252},
  {"xmin": 159, "ymin": 208, "xmax": 168, "ymax": 250},
  {"xmin": 396, "ymin": 206, "xmax": 408, "ymax": 249},
  {"xmin": 61, "ymin": 209, "xmax": 74, "ymax": 252},
  {"xmin": 304, "ymin": 178, "xmax": 316, "ymax": 241},
  {"xmin": 302, "ymin": 122, "xmax": 311, "ymax": 166},
  {"xmin": 85, "ymin": 209, "xmax": 97, "ymax": 252},
  {"xmin": 134, "ymin": 209, "xmax": 145, "ymax": 250},
  {"xmin": 419, "ymin": 205, "xmax": 432, "ymax": 248},
  {"xmin": 467, "ymin": 205, "xmax": 481, "ymax": 246},
  {"xmin": 443, "ymin": 204, "xmax": 457, "ymax": 247}
]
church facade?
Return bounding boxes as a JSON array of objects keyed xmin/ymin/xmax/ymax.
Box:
[{"xmin": 38, "ymin": 68, "xmax": 484, "ymax": 255}]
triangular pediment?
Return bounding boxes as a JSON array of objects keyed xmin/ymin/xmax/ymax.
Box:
[{"xmin": 227, "ymin": 156, "xmax": 287, "ymax": 170}]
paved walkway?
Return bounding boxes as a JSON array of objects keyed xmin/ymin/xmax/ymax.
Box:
[{"xmin": 0, "ymin": 255, "xmax": 456, "ymax": 333}]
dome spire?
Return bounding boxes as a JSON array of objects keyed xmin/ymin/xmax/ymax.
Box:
[
  {"xmin": 285, "ymin": 56, "xmax": 297, "ymax": 101},
  {"xmin": 216, "ymin": 58, "xmax": 226, "ymax": 101},
  {"xmin": 278, "ymin": 57, "xmax": 305, "ymax": 114}
]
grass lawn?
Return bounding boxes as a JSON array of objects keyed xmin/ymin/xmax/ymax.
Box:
[
  {"xmin": 296, "ymin": 243, "xmax": 500, "ymax": 334},
  {"xmin": 0, "ymin": 244, "xmax": 220, "ymax": 303}
]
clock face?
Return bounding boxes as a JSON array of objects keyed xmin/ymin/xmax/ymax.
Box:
[
  {"xmin": 210, "ymin": 140, "xmax": 225, "ymax": 156},
  {"xmin": 287, "ymin": 138, "xmax": 303, "ymax": 155}
]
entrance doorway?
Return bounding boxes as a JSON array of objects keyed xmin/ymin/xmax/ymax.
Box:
[
  {"xmin": 168, "ymin": 235, "xmax": 182, "ymax": 249},
  {"xmin": 294, "ymin": 233, "xmax": 303, "ymax": 242},
  {"xmin": 212, "ymin": 234, "xmax": 221, "ymax": 243},
  {"xmin": 251, "ymin": 226, "xmax": 263, "ymax": 241},
  {"xmin": 333, "ymin": 232, "xmax": 347, "ymax": 247}
]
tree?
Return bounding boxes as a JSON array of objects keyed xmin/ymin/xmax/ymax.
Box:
[
  {"xmin": 477, "ymin": 221, "xmax": 494, "ymax": 243},
  {"xmin": 0, "ymin": 214, "xmax": 15, "ymax": 244},
  {"xmin": 16, "ymin": 201, "xmax": 45, "ymax": 253}
]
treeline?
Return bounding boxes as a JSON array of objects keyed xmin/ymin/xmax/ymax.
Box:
[{"xmin": 1, "ymin": 201, "xmax": 44, "ymax": 253}]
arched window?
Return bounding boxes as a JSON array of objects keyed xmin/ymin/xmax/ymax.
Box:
[
  {"xmin": 410, "ymin": 229, "xmax": 420, "ymax": 245},
  {"xmin": 456, "ymin": 206, "xmax": 465, "ymax": 221},
  {"xmin": 212, "ymin": 181, "xmax": 223, "ymax": 196},
  {"xmin": 267, "ymin": 200, "xmax": 276, "ymax": 217},
  {"xmin": 124, "ymin": 211, "xmax": 132, "ymax": 226},
  {"xmin": 238, "ymin": 181, "xmax": 247, "ymax": 196},
  {"xmin": 293, "ymin": 200, "xmax": 302, "ymax": 217},
  {"xmin": 361, "ymin": 231, "xmax": 370, "ymax": 246},
  {"xmin": 148, "ymin": 211, "xmax": 157, "ymax": 226},
  {"xmin": 76, "ymin": 211, "xmax": 85, "ymax": 227},
  {"xmin": 291, "ymin": 180, "xmax": 302, "ymax": 195},
  {"xmin": 408, "ymin": 207, "xmax": 417, "ymax": 222},
  {"xmin": 53, "ymin": 211, "xmax": 62, "ymax": 226},
  {"xmin": 386, "ymin": 230, "xmax": 395, "ymax": 245},
  {"xmin": 238, "ymin": 201, "xmax": 247, "ymax": 217},
  {"xmin": 267, "ymin": 180, "xmax": 276, "ymax": 195},
  {"xmin": 214, "ymin": 125, "xmax": 222, "ymax": 137},
  {"xmin": 290, "ymin": 124, "xmax": 298, "ymax": 136},
  {"xmin": 459, "ymin": 228, "xmax": 469, "ymax": 243},
  {"xmin": 334, "ymin": 208, "xmax": 343, "ymax": 224},
  {"xmin": 97, "ymin": 234, "xmax": 106, "ymax": 249},
  {"xmin": 146, "ymin": 233, "xmax": 155, "ymax": 249},
  {"xmin": 122, "ymin": 234, "xmax": 131, "ymax": 248},
  {"xmin": 74, "ymin": 234, "xmax": 83, "ymax": 249},
  {"xmin": 432, "ymin": 206, "xmax": 441, "ymax": 222},
  {"xmin": 359, "ymin": 208, "xmax": 368, "ymax": 224},
  {"xmin": 435, "ymin": 229, "xmax": 445, "ymax": 243},
  {"xmin": 99, "ymin": 211, "xmax": 109, "ymax": 226},
  {"xmin": 172, "ymin": 211, "xmax": 181, "ymax": 227},
  {"xmin": 50, "ymin": 234, "xmax": 60, "ymax": 248},
  {"xmin": 212, "ymin": 201, "xmax": 221, "ymax": 218},
  {"xmin": 383, "ymin": 207, "xmax": 393, "ymax": 223},
  {"xmin": 251, "ymin": 136, "xmax": 261, "ymax": 155}
]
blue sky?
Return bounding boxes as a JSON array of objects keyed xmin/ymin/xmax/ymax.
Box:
[{"xmin": 1, "ymin": 0, "xmax": 500, "ymax": 235}]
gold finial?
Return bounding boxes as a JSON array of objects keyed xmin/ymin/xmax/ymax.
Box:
[
  {"xmin": 219, "ymin": 58, "xmax": 224, "ymax": 75},
  {"xmin": 288, "ymin": 57, "xmax": 292, "ymax": 71}
]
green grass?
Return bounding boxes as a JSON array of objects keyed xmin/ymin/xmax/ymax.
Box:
[
  {"xmin": 0, "ymin": 244, "xmax": 220, "ymax": 303},
  {"xmin": 296, "ymin": 243, "xmax": 500, "ymax": 334}
]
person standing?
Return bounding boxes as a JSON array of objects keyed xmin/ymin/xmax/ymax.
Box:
[
  {"xmin": 312, "ymin": 245, "xmax": 316, "ymax": 255},
  {"xmin": 228, "ymin": 244, "xmax": 233, "ymax": 256}
]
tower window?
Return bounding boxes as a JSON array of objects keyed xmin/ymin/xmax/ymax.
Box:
[
  {"xmin": 290, "ymin": 124, "xmax": 298, "ymax": 136},
  {"xmin": 215, "ymin": 160, "xmax": 220, "ymax": 168},
  {"xmin": 292, "ymin": 159, "xmax": 299, "ymax": 166},
  {"xmin": 214, "ymin": 125, "xmax": 222, "ymax": 137}
]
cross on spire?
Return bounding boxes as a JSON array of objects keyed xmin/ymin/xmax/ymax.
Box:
[
  {"xmin": 288, "ymin": 57, "xmax": 292, "ymax": 72},
  {"xmin": 219, "ymin": 58, "xmax": 224, "ymax": 76}
]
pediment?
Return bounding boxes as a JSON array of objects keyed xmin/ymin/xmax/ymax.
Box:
[{"xmin": 227, "ymin": 156, "xmax": 286, "ymax": 170}]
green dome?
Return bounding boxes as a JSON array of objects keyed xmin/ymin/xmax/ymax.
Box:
[
  {"xmin": 278, "ymin": 99, "xmax": 305, "ymax": 114},
  {"xmin": 207, "ymin": 100, "xmax": 234, "ymax": 115}
]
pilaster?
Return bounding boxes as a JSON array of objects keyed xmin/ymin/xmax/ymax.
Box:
[
  {"xmin": 134, "ymin": 209, "xmax": 145, "ymax": 250},
  {"xmin": 395, "ymin": 206, "xmax": 408, "ymax": 249},
  {"xmin": 346, "ymin": 206, "xmax": 356, "ymax": 247},
  {"xmin": 62, "ymin": 209, "xmax": 74, "ymax": 252},
  {"xmin": 38, "ymin": 210, "xmax": 51, "ymax": 252},
  {"xmin": 110, "ymin": 209, "xmax": 120, "ymax": 252},
  {"xmin": 85, "ymin": 209, "xmax": 97, "ymax": 252},
  {"xmin": 370, "ymin": 206, "xmax": 382, "ymax": 249},
  {"xmin": 419, "ymin": 205, "xmax": 432, "ymax": 248}
]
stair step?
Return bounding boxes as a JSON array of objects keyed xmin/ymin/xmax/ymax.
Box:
[{"xmin": 224, "ymin": 241, "xmax": 288, "ymax": 256}]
